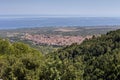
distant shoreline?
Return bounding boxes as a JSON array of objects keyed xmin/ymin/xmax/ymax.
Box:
[{"xmin": 0, "ymin": 25, "xmax": 120, "ymax": 30}]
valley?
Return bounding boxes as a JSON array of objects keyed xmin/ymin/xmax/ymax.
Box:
[{"xmin": 0, "ymin": 26, "xmax": 119, "ymax": 54}]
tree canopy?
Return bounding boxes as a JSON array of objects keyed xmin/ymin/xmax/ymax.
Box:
[{"xmin": 0, "ymin": 29, "xmax": 120, "ymax": 80}]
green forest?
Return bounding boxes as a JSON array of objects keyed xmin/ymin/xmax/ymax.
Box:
[{"xmin": 0, "ymin": 29, "xmax": 120, "ymax": 80}]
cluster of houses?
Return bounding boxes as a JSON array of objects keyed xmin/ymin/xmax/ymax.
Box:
[{"xmin": 22, "ymin": 33, "xmax": 92, "ymax": 46}]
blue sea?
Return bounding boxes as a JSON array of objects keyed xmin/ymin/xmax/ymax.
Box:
[{"xmin": 0, "ymin": 16, "xmax": 120, "ymax": 29}]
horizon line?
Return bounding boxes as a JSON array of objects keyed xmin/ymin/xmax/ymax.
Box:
[{"xmin": 0, "ymin": 15, "xmax": 120, "ymax": 18}]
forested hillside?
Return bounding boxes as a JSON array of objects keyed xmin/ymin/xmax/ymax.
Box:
[{"xmin": 0, "ymin": 29, "xmax": 120, "ymax": 80}]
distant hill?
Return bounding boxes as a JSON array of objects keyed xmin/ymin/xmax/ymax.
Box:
[{"xmin": 49, "ymin": 29, "xmax": 120, "ymax": 80}]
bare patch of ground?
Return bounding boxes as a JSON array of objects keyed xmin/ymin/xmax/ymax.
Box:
[{"xmin": 54, "ymin": 28, "xmax": 79, "ymax": 32}]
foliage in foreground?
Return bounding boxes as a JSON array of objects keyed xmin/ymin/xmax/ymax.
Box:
[{"xmin": 0, "ymin": 29, "xmax": 120, "ymax": 80}]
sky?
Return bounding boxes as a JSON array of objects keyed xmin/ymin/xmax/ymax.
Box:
[{"xmin": 0, "ymin": 0, "xmax": 120, "ymax": 17}]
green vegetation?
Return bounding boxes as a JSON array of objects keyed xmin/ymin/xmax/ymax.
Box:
[{"xmin": 0, "ymin": 29, "xmax": 120, "ymax": 80}]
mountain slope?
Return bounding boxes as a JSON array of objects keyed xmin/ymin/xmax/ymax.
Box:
[
  {"xmin": 0, "ymin": 29, "xmax": 120, "ymax": 80},
  {"xmin": 48, "ymin": 29, "xmax": 120, "ymax": 80}
]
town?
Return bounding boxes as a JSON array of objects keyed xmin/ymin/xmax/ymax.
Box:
[{"xmin": 22, "ymin": 33, "xmax": 92, "ymax": 46}]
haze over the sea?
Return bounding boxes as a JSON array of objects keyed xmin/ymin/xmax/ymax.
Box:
[{"xmin": 1, "ymin": 0, "xmax": 120, "ymax": 29}]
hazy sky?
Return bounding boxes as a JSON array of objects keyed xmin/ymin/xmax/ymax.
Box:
[{"xmin": 0, "ymin": 0, "xmax": 120, "ymax": 17}]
